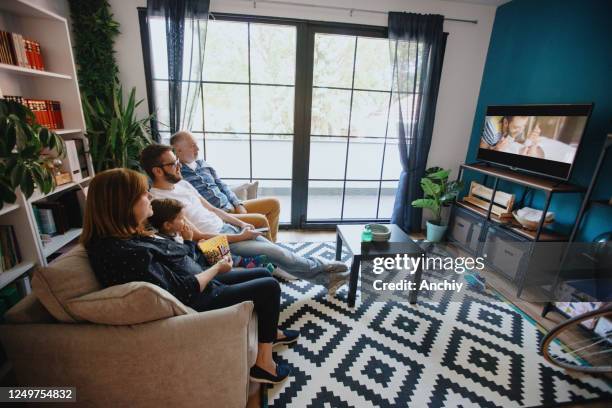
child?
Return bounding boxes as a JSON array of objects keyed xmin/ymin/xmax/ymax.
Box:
[{"xmin": 148, "ymin": 198, "xmax": 274, "ymax": 272}]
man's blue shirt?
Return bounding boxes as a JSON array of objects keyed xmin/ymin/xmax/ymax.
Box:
[{"xmin": 180, "ymin": 159, "xmax": 241, "ymax": 211}]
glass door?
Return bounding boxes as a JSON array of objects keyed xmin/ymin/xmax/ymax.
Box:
[{"xmin": 304, "ymin": 30, "xmax": 401, "ymax": 224}]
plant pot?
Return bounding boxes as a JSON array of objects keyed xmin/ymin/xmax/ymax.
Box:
[{"xmin": 426, "ymin": 221, "xmax": 447, "ymax": 242}]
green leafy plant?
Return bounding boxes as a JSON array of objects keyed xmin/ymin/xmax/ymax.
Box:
[
  {"xmin": 69, "ymin": 0, "xmax": 120, "ymax": 104},
  {"xmin": 411, "ymin": 167, "xmax": 463, "ymax": 226},
  {"xmin": 83, "ymin": 83, "xmax": 154, "ymax": 171},
  {"xmin": 0, "ymin": 100, "xmax": 65, "ymax": 208}
]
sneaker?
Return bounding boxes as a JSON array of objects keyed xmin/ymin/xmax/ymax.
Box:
[
  {"xmin": 274, "ymin": 329, "xmax": 300, "ymax": 347},
  {"xmin": 272, "ymin": 267, "xmax": 299, "ymax": 281},
  {"xmin": 249, "ymin": 363, "xmax": 291, "ymax": 384},
  {"xmin": 327, "ymin": 270, "xmax": 350, "ymax": 297}
]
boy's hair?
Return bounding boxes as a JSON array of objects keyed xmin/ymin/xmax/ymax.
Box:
[{"xmin": 148, "ymin": 198, "xmax": 185, "ymax": 231}]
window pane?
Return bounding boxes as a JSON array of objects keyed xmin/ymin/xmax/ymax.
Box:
[
  {"xmin": 153, "ymin": 81, "xmax": 203, "ymax": 132},
  {"xmin": 313, "ymin": 33, "xmax": 355, "ymax": 88},
  {"xmin": 354, "ymin": 37, "xmax": 393, "ymax": 91},
  {"xmin": 378, "ymin": 181, "xmax": 398, "ymax": 219},
  {"xmin": 307, "ymin": 180, "xmax": 343, "ymax": 220},
  {"xmin": 149, "ymin": 17, "xmax": 168, "ymax": 79},
  {"xmin": 203, "ymin": 84, "xmax": 249, "ymax": 132},
  {"xmin": 343, "ymin": 181, "xmax": 379, "ymax": 219},
  {"xmin": 346, "ymin": 138, "xmax": 384, "ymax": 180},
  {"xmin": 204, "ymin": 133, "xmax": 250, "ymax": 178},
  {"xmin": 350, "ymin": 91, "xmax": 391, "ymax": 137},
  {"xmin": 308, "ymin": 137, "xmax": 347, "ymax": 180},
  {"xmin": 203, "ymin": 21, "xmax": 248, "ymax": 82},
  {"xmin": 382, "ymin": 139, "xmax": 402, "ymax": 180},
  {"xmin": 251, "ymin": 85, "xmax": 294, "ymax": 134},
  {"xmin": 258, "ymin": 179, "xmax": 291, "ymax": 223},
  {"xmin": 250, "ymin": 24, "xmax": 296, "ymax": 85},
  {"xmin": 252, "ymin": 135, "xmax": 292, "ymax": 179},
  {"xmin": 310, "ymin": 88, "xmax": 351, "ymax": 136}
]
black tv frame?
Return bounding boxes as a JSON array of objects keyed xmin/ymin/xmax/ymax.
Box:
[{"xmin": 476, "ymin": 104, "xmax": 593, "ymax": 181}]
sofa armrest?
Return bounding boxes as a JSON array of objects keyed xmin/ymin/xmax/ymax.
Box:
[{"xmin": 0, "ymin": 301, "xmax": 255, "ymax": 408}]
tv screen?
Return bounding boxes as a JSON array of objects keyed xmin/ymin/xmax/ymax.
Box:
[{"xmin": 477, "ymin": 104, "xmax": 592, "ymax": 180}]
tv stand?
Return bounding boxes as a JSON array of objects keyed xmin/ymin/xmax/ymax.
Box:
[{"xmin": 449, "ymin": 163, "xmax": 584, "ymax": 298}]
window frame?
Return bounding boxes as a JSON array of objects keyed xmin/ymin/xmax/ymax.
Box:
[{"xmin": 139, "ymin": 10, "xmax": 401, "ymax": 229}]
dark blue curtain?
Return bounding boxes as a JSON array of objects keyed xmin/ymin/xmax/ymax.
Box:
[
  {"xmin": 147, "ymin": 0, "xmax": 209, "ymax": 137},
  {"xmin": 389, "ymin": 12, "xmax": 447, "ymax": 233}
]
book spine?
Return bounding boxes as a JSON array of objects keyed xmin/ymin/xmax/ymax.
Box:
[
  {"xmin": 24, "ymin": 39, "xmax": 34, "ymax": 69},
  {"xmin": 53, "ymin": 100, "xmax": 64, "ymax": 129},
  {"xmin": 37, "ymin": 207, "xmax": 57, "ymax": 236},
  {"xmin": 18, "ymin": 34, "xmax": 28, "ymax": 68},
  {"xmin": 6, "ymin": 33, "xmax": 17, "ymax": 66},
  {"xmin": 0, "ymin": 31, "xmax": 8, "ymax": 64},
  {"xmin": 34, "ymin": 41, "xmax": 44, "ymax": 70}
]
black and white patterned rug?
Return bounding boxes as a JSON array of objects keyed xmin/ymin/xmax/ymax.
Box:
[{"xmin": 267, "ymin": 241, "xmax": 612, "ymax": 408}]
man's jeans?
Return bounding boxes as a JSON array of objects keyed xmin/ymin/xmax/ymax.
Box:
[{"xmin": 220, "ymin": 224, "xmax": 327, "ymax": 285}]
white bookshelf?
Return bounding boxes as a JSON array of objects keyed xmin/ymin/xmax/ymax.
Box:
[{"xmin": 0, "ymin": 0, "xmax": 94, "ymax": 296}]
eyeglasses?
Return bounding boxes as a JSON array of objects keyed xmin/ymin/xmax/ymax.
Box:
[{"xmin": 156, "ymin": 159, "xmax": 180, "ymax": 169}]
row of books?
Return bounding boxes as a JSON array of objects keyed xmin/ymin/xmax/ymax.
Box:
[
  {"xmin": 3, "ymin": 95, "xmax": 64, "ymax": 129},
  {"xmin": 0, "ymin": 30, "xmax": 45, "ymax": 70},
  {"xmin": 33, "ymin": 189, "xmax": 85, "ymax": 243},
  {"xmin": 0, "ymin": 226, "xmax": 22, "ymax": 273}
]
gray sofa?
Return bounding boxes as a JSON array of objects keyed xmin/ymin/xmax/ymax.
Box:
[{"xmin": 0, "ymin": 245, "xmax": 258, "ymax": 407}]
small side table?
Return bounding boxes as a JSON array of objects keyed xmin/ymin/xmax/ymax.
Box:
[{"xmin": 335, "ymin": 224, "xmax": 425, "ymax": 307}]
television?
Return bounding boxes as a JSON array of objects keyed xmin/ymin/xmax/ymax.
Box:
[{"xmin": 476, "ymin": 104, "xmax": 593, "ymax": 180}]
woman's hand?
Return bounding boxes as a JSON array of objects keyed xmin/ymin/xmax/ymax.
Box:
[{"xmin": 181, "ymin": 223, "xmax": 194, "ymax": 241}]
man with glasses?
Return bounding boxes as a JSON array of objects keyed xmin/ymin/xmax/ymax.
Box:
[
  {"xmin": 139, "ymin": 144, "xmax": 349, "ymax": 295},
  {"xmin": 171, "ymin": 131, "xmax": 280, "ymax": 242}
]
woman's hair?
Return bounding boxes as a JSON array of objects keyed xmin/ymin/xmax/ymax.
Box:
[
  {"xmin": 80, "ymin": 168, "xmax": 150, "ymax": 247},
  {"xmin": 148, "ymin": 198, "xmax": 184, "ymax": 232}
]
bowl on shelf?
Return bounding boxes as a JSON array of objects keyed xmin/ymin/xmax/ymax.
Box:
[
  {"xmin": 512, "ymin": 210, "xmax": 554, "ymax": 231},
  {"xmin": 366, "ymin": 224, "xmax": 391, "ymax": 242}
]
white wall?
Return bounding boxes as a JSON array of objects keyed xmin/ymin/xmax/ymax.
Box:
[{"xmin": 36, "ymin": 0, "xmax": 497, "ymax": 176}]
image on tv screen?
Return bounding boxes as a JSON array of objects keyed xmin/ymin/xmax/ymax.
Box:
[{"xmin": 479, "ymin": 115, "xmax": 587, "ymax": 165}]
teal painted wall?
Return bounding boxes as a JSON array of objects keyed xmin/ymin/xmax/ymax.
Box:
[{"xmin": 465, "ymin": 0, "xmax": 612, "ymax": 241}]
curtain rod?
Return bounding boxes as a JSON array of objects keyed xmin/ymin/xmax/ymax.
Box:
[{"xmin": 240, "ymin": 0, "xmax": 478, "ymax": 24}]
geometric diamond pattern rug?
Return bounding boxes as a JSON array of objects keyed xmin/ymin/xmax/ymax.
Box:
[{"xmin": 267, "ymin": 242, "xmax": 612, "ymax": 408}]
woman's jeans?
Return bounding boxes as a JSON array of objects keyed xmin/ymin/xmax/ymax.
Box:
[
  {"xmin": 190, "ymin": 268, "xmax": 280, "ymax": 343},
  {"xmin": 220, "ymin": 224, "xmax": 328, "ymax": 285}
]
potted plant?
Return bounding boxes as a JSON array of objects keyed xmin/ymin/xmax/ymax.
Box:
[
  {"xmin": 0, "ymin": 100, "xmax": 65, "ymax": 209},
  {"xmin": 411, "ymin": 167, "xmax": 463, "ymax": 242},
  {"xmin": 83, "ymin": 82, "xmax": 154, "ymax": 172}
]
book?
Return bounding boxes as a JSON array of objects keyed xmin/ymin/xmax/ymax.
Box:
[
  {"xmin": 197, "ymin": 235, "xmax": 231, "ymax": 264},
  {"xmin": 0, "ymin": 226, "xmax": 22, "ymax": 271},
  {"xmin": 4, "ymin": 96, "xmax": 64, "ymax": 129}
]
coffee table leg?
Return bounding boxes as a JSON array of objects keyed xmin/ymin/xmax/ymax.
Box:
[
  {"xmin": 347, "ymin": 256, "xmax": 360, "ymax": 307},
  {"xmin": 335, "ymin": 233, "xmax": 343, "ymax": 261},
  {"xmin": 409, "ymin": 256, "xmax": 423, "ymax": 305}
]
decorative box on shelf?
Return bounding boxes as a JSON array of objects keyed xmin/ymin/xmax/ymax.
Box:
[{"xmin": 54, "ymin": 172, "xmax": 72, "ymax": 186}]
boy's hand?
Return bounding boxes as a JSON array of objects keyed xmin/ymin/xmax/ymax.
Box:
[
  {"xmin": 216, "ymin": 255, "xmax": 233, "ymax": 273},
  {"xmin": 181, "ymin": 223, "xmax": 194, "ymax": 241}
]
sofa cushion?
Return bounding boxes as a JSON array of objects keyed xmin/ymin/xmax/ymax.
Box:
[
  {"xmin": 31, "ymin": 244, "xmax": 101, "ymax": 323},
  {"xmin": 231, "ymin": 180, "xmax": 258, "ymax": 201},
  {"xmin": 66, "ymin": 282, "xmax": 196, "ymax": 325}
]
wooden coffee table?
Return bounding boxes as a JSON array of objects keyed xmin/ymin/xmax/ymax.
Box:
[{"xmin": 335, "ymin": 224, "xmax": 425, "ymax": 307}]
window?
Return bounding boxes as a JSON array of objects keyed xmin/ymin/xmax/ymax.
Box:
[
  {"xmin": 306, "ymin": 33, "xmax": 401, "ymax": 222},
  {"xmin": 141, "ymin": 13, "xmax": 404, "ymax": 227}
]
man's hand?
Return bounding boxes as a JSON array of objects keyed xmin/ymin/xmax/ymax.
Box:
[
  {"xmin": 527, "ymin": 124, "xmax": 541, "ymax": 144},
  {"xmin": 234, "ymin": 204, "xmax": 248, "ymax": 214},
  {"xmin": 239, "ymin": 222, "xmax": 255, "ymax": 230},
  {"xmin": 180, "ymin": 223, "xmax": 194, "ymax": 241},
  {"xmin": 238, "ymin": 229, "xmax": 263, "ymax": 241}
]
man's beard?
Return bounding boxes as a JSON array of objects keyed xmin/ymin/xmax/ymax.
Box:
[{"xmin": 162, "ymin": 169, "xmax": 181, "ymax": 184}]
